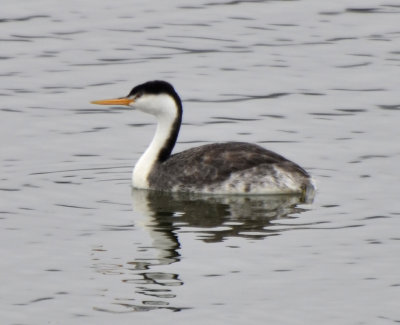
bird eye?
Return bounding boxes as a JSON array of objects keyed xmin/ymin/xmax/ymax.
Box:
[{"xmin": 135, "ymin": 92, "xmax": 143, "ymax": 99}]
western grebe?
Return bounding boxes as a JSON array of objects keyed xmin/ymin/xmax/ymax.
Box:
[{"xmin": 92, "ymin": 80, "xmax": 314, "ymax": 195}]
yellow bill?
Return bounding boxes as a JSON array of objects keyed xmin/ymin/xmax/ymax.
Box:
[{"xmin": 91, "ymin": 97, "xmax": 134, "ymax": 106}]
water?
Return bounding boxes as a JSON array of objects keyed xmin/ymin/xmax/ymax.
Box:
[{"xmin": 1, "ymin": 0, "xmax": 400, "ymax": 324}]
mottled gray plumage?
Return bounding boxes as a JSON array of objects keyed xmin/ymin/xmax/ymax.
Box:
[{"xmin": 148, "ymin": 141, "xmax": 312, "ymax": 193}]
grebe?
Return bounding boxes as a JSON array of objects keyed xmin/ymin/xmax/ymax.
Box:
[{"xmin": 92, "ymin": 80, "xmax": 314, "ymax": 194}]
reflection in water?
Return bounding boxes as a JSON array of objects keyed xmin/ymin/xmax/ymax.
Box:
[
  {"xmin": 92, "ymin": 189, "xmax": 314, "ymax": 313},
  {"xmin": 132, "ymin": 189, "xmax": 314, "ymax": 243},
  {"xmin": 101, "ymin": 189, "xmax": 314, "ymax": 312}
]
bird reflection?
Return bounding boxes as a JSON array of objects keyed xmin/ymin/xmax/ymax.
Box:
[
  {"xmin": 129, "ymin": 190, "xmax": 313, "ymax": 309},
  {"xmin": 93, "ymin": 190, "xmax": 313, "ymax": 313},
  {"xmin": 131, "ymin": 189, "xmax": 313, "ymax": 243}
]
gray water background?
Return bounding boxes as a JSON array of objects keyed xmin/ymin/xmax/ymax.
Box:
[{"xmin": 1, "ymin": 0, "xmax": 400, "ymax": 324}]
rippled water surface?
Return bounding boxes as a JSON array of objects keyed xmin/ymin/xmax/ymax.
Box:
[{"xmin": 1, "ymin": 0, "xmax": 400, "ymax": 324}]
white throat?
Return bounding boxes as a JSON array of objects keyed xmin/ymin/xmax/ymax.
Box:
[{"xmin": 132, "ymin": 94, "xmax": 179, "ymax": 189}]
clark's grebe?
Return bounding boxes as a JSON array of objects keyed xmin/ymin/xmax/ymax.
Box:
[{"xmin": 92, "ymin": 80, "xmax": 314, "ymax": 195}]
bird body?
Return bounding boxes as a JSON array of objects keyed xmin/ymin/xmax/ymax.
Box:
[
  {"xmin": 146, "ymin": 142, "xmax": 311, "ymax": 194},
  {"xmin": 92, "ymin": 80, "xmax": 314, "ymax": 195}
]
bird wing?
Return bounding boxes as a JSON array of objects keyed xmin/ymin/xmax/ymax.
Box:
[{"xmin": 149, "ymin": 142, "xmax": 307, "ymax": 189}]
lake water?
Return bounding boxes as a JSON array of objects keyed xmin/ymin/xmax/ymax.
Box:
[{"xmin": 1, "ymin": 0, "xmax": 400, "ymax": 324}]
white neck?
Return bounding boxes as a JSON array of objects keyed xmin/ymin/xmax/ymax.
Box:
[{"xmin": 132, "ymin": 95, "xmax": 179, "ymax": 189}]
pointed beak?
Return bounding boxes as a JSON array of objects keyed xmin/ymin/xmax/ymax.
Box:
[{"xmin": 91, "ymin": 97, "xmax": 134, "ymax": 106}]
